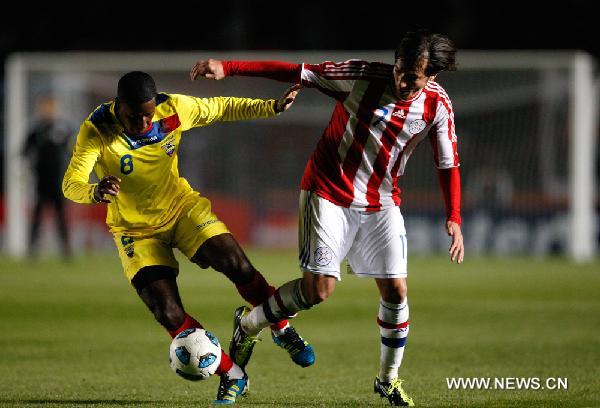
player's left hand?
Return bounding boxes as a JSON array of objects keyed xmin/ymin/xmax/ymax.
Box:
[
  {"xmin": 446, "ymin": 221, "xmax": 464, "ymax": 264},
  {"xmin": 190, "ymin": 59, "xmax": 225, "ymax": 81},
  {"xmin": 276, "ymin": 84, "xmax": 302, "ymax": 113}
]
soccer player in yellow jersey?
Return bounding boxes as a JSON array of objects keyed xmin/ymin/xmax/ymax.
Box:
[{"xmin": 62, "ymin": 71, "xmax": 314, "ymax": 405}]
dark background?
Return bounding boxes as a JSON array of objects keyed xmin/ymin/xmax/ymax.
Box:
[
  {"xmin": 0, "ymin": 0, "xmax": 597, "ymax": 253},
  {"xmin": 1, "ymin": 1, "xmax": 597, "ymax": 63}
]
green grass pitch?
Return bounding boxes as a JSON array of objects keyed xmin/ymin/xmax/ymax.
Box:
[{"xmin": 0, "ymin": 251, "xmax": 599, "ymax": 407}]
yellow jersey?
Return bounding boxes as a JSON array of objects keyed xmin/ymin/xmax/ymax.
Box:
[{"xmin": 63, "ymin": 93, "xmax": 278, "ymax": 235}]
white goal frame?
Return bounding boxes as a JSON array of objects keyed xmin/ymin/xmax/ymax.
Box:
[{"xmin": 4, "ymin": 50, "xmax": 597, "ymax": 261}]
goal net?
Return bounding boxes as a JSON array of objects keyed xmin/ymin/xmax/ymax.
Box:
[{"xmin": 4, "ymin": 51, "xmax": 597, "ymax": 260}]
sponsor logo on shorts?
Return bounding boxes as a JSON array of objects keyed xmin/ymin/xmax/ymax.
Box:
[
  {"xmin": 120, "ymin": 236, "xmax": 135, "ymax": 258},
  {"xmin": 124, "ymin": 245, "xmax": 135, "ymax": 258},
  {"xmin": 314, "ymin": 246, "xmax": 333, "ymax": 266},
  {"xmin": 408, "ymin": 119, "xmax": 426, "ymax": 134},
  {"xmin": 194, "ymin": 219, "xmax": 219, "ymax": 230}
]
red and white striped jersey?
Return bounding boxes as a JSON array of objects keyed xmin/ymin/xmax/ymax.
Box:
[{"xmin": 299, "ymin": 60, "xmax": 459, "ymax": 212}]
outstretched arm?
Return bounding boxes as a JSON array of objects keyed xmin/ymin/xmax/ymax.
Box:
[
  {"xmin": 190, "ymin": 59, "xmax": 301, "ymax": 83},
  {"xmin": 215, "ymin": 84, "xmax": 301, "ymax": 120},
  {"xmin": 177, "ymin": 84, "xmax": 301, "ymax": 130},
  {"xmin": 191, "ymin": 58, "xmax": 378, "ymax": 101}
]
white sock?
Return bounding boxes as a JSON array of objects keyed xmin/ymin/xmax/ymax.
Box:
[
  {"xmin": 241, "ymin": 305, "xmax": 269, "ymax": 336},
  {"xmin": 241, "ymin": 278, "xmax": 308, "ymax": 335},
  {"xmin": 377, "ymin": 298, "xmax": 409, "ymax": 382},
  {"xmin": 225, "ymin": 363, "xmax": 244, "ymax": 380}
]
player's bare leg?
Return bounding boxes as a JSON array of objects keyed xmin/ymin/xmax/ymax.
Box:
[
  {"xmin": 241, "ymin": 271, "xmax": 336, "ymax": 332},
  {"xmin": 265, "ymin": 272, "xmax": 331, "ymax": 367},
  {"xmin": 192, "ymin": 233, "xmax": 289, "ymax": 331},
  {"xmin": 133, "ymin": 266, "xmax": 186, "ymax": 331},
  {"xmin": 132, "ymin": 266, "xmax": 247, "ymax": 404},
  {"xmin": 373, "ymin": 277, "xmax": 413, "ymax": 406},
  {"xmin": 301, "ymin": 271, "xmax": 337, "ymax": 305},
  {"xmin": 193, "ymin": 234, "xmax": 314, "ymax": 368}
]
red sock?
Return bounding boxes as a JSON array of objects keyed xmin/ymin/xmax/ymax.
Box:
[
  {"xmin": 215, "ymin": 350, "xmax": 234, "ymax": 375},
  {"xmin": 235, "ymin": 271, "xmax": 274, "ymax": 306},
  {"xmin": 270, "ymin": 319, "xmax": 288, "ymax": 331},
  {"xmin": 235, "ymin": 271, "xmax": 288, "ymax": 331},
  {"xmin": 167, "ymin": 313, "xmax": 203, "ymax": 339}
]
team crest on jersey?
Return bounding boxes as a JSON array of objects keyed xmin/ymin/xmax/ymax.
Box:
[
  {"xmin": 161, "ymin": 141, "xmax": 176, "ymax": 156},
  {"xmin": 160, "ymin": 135, "xmax": 176, "ymax": 156},
  {"xmin": 314, "ymin": 246, "xmax": 333, "ymax": 266},
  {"xmin": 408, "ymin": 119, "xmax": 426, "ymax": 134}
]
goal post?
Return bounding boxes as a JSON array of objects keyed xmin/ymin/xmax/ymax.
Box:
[
  {"xmin": 569, "ymin": 52, "xmax": 597, "ymax": 262},
  {"xmin": 5, "ymin": 55, "xmax": 27, "ymax": 258},
  {"xmin": 3, "ymin": 50, "xmax": 597, "ymax": 261}
]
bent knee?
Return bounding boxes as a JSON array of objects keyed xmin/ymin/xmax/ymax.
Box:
[
  {"xmin": 380, "ymin": 281, "xmax": 408, "ymax": 304},
  {"xmin": 154, "ymin": 302, "xmax": 185, "ymax": 331},
  {"xmin": 215, "ymin": 254, "xmax": 256, "ymax": 283},
  {"xmin": 304, "ymin": 290, "xmax": 326, "ymax": 305},
  {"xmin": 304, "ymin": 277, "xmax": 335, "ymax": 305}
]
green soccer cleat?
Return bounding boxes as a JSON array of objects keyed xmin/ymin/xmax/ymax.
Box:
[
  {"xmin": 374, "ymin": 377, "xmax": 414, "ymax": 406},
  {"xmin": 229, "ymin": 306, "xmax": 261, "ymax": 369},
  {"xmin": 213, "ymin": 373, "xmax": 248, "ymax": 405},
  {"xmin": 271, "ymin": 326, "xmax": 315, "ymax": 367}
]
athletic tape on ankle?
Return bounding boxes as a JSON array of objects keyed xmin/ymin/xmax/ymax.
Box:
[{"xmin": 265, "ymin": 278, "xmax": 310, "ymax": 321}]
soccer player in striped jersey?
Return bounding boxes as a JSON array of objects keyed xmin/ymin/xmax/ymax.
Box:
[
  {"xmin": 191, "ymin": 30, "xmax": 464, "ymax": 406},
  {"xmin": 62, "ymin": 71, "xmax": 313, "ymax": 405}
]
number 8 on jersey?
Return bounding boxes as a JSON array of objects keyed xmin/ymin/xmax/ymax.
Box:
[{"xmin": 120, "ymin": 154, "xmax": 134, "ymax": 175}]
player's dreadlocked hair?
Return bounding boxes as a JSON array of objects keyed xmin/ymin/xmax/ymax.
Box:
[
  {"xmin": 117, "ymin": 71, "xmax": 158, "ymax": 104},
  {"xmin": 395, "ymin": 30, "xmax": 457, "ymax": 76}
]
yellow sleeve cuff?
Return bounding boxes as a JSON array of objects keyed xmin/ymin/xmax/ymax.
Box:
[
  {"xmin": 272, "ymin": 100, "xmax": 282, "ymax": 115},
  {"xmin": 89, "ymin": 184, "xmax": 100, "ymax": 204}
]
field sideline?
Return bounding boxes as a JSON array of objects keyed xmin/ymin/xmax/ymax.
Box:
[{"xmin": 0, "ymin": 251, "xmax": 599, "ymax": 407}]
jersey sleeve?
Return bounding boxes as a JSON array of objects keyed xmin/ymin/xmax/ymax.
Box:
[
  {"xmin": 437, "ymin": 167, "xmax": 462, "ymax": 225},
  {"xmin": 301, "ymin": 60, "xmax": 392, "ymax": 99},
  {"xmin": 430, "ymin": 98, "xmax": 459, "ymax": 169},
  {"xmin": 429, "ymin": 94, "xmax": 461, "ymax": 224},
  {"xmin": 223, "ymin": 60, "xmax": 302, "ymax": 83},
  {"xmin": 223, "ymin": 59, "xmax": 391, "ymax": 101},
  {"xmin": 62, "ymin": 121, "xmax": 102, "ymax": 204},
  {"xmin": 172, "ymin": 94, "xmax": 278, "ymax": 131}
]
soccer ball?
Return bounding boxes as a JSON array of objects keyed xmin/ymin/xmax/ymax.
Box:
[{"xmin": 169, "ymin": 328, "xmax": 222, "ymax": 381}]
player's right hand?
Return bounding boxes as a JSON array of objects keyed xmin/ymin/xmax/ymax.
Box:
[
  {"xmin": 446, "ymin": 221, "xmax": 464, "ymax": 264},
  {"xmin": 190, "ymin": 59, "xmax": 225, "ymax": 81},
  {"xmin": 94, "ymin": 175, "xmax": 121, "ymax": 203}
]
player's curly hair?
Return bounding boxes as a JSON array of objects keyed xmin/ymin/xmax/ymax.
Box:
[
  {"xmin": 117, "ymin": 71, "xmax": 157, "ymax": 104},
  {"xmin": 395, "ymin": 29, "xmax": 457, "ymax": 76}
]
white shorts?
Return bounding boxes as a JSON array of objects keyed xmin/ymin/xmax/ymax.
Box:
[{"xmin": 298, "ymin": 190, "xmax": 408, "ymax": 280}]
